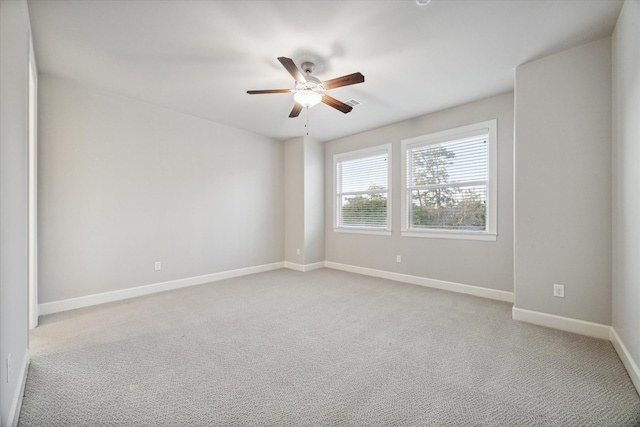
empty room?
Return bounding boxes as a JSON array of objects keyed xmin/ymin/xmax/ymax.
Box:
[{"xmin": 1, "ymin": 0, "xmax": 639, "ymax": 425}]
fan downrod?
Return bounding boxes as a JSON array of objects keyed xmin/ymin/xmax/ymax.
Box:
[{"xmin": 300, "ymin": 62, "xmax": 315, "ymax": 76}]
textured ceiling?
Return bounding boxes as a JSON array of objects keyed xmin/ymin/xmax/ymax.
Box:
[{"xmin": 28, "ymin": 0, "xmax": 623, "ymax": 142}]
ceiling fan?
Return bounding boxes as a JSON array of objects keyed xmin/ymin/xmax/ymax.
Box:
[{"xmin": 247, "ymin": 57, "xmax": 365, "ymax": 118}]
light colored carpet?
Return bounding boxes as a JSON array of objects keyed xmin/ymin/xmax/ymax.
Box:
[{"xmin": 18, "ymin": 268, "xmax": 640, "ymax": 426}]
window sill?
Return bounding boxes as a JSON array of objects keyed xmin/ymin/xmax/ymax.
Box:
[
  {"xmin": 334, "ymin": 227, "xmax": 392, "ymax": 236},
  {"xmin": 401, "ymin": 230, "xmax": 497, "ymax": 241}
]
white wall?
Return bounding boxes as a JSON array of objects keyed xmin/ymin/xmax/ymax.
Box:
[
  {"xmin": 612, "ymin": 0, "xmax": 640, "ymax": 390},
  {"xmin": 325, "ymin": 93, "xmax": 514, "ymax": 293},
  {"xmin": 284, "ymin": 137, "xmax": 305, "ymax": 265},
  {"xmin": 514, "ymin": 38, "xmax": 612, "ymax": 325},
  {"xmin": 284, "ymin": 136, "xmax": 325, "ymax": 268},
  {"xmin": 38, "ymin": 75, "xmax": 284, "ymax": 303},
  {"xmin": 303, "ymin": 136, "xmax": 325, "ymax": 265},
  {"xmin": 0, "ymin": 0, "xmax": 31, "ymax": 424}
]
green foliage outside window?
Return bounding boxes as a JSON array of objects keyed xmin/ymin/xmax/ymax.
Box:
[
  {"xmin": 410, "ymin": 145, "xmax": 486, "ymax": 231},
  {"xmin": 341, "ymin": 187, "xmax": 387, "ymax": 228},
  {"xmin": 339, "ymin": 145, "xmax": 486, "ymax": 231}
]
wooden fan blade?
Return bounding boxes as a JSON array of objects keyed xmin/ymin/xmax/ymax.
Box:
[
  {"xmin": 278, "ymin": 57, "xmax": 306, "ymax": 83},
  {"xmin": 322, "ymin": 72, "xmax": 365, "ymax": 89},
  {"xmin": 322, "ymin": 95, "xmax": 353, "ymax": 114},
  {"xmin": 247, "ymin": 89, "xmax": 293, "ymax": 94},
  {"xmin": 289, "ymin": 103, "xmax": 303, "ymax": 118}
]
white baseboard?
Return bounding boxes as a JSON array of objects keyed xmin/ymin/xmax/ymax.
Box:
[
  {"xmin": 512, "ymin": 307, "xmax": 611, "ymax": 340},
  {"xmin": 30, "ymin": 259, "xmax": 640, "ymax": 399},
  {"xmin": 610, "ymin": 327, "xmax": 640, "ymax": 395},
  {"xmin": 324, "ymin": 261, "xmax": 514, "ymax": 303},
  {"xmin": 7, "ymin": 350, "xmax": 29, "ymax": 427},
  {"xmin": 284, "ymin": 261, "xmax": 326, "ymax": 272},
  {"xmin": 38, "ymin": 262, "xmax": 285, "ymax": 316}
]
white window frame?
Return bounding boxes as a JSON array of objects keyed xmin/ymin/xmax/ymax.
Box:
[
  {"xmin": 333, "ymin": 143, "xmax": 392, "ymax": 235},
  {"xmin": 401, "ymin": 120, "xmax": 497, "ymax": 241}
]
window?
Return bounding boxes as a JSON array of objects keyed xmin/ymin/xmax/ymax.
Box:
[
  {"xmin": 334, "ymin": 144, "xmax": 391, "ymax": 234},
  {"xmin": 401, "ymin": 120, "xmax": 497, "ymax": 241}
]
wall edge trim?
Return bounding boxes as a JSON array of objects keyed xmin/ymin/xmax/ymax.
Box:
[
  {"xmin": 325, "ymin": 261, "xmax": 514, "ymax": 302},
  {"xmin": 284, "ymin": 261, "xmax": 326, "ymax": 272},
  {"xmin": 7, "ymin": 350, "xmax": 30, "ymax": 427},
  {"xmin": 512, "ymin": 306, "xmax": 611, "ymax": 340},
  {"xmin": 610, "ymin": 327, "xmax": 640, "ymax": 395},
  {"xmin": 38, "ymin": 262, "xmax": 285, "ymax": 316}
]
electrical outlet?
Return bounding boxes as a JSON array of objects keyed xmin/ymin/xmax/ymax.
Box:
[
  {"xmin": 553, "ymin": 284, "xmax": 565, "ymax": 298},
  {"xmin": 6, "ymin": 354, "xmax": 11, "ymax": 383},
  {"xmin": 154, "ymin": 261, "xmax": 161, "ymax": 271},
  {"xmin": 296, "ymin": 248, "xmax": 300, "ymax": 255},
  {"xmin": 396, "ymin": 255, "xmax": 402, "ymax": 263}
]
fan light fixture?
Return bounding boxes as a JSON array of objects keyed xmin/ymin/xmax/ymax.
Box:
[
  {"xmin": 247, "ymin": 57, "xmax": 364, "ymax": 118},
  {"xmin": 294, "ymin": 90, "xmax": 322, "ymax": 108}
]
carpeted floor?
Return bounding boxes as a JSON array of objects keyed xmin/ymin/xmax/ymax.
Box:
[{"xmin": 18, "ymin": 268, "xmax": 640, "ymax": 426}]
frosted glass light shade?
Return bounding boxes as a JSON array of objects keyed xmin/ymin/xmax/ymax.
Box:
[{"xmin": 294, "ymin": 90, "xmax": 322, "ymax": 108}]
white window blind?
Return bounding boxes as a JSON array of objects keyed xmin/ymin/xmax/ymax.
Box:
[
  {"xmin": 402, "ymin": 120, "xmax": 497, "ymax": 239},
  {"xmin": 335, "ymin": 146, "xmax": 390, "ymax": 230}
]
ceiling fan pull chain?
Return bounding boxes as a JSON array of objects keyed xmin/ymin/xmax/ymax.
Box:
[{"xmin": 305, "ymin": 107, "xmax": 309, "ymax": 136}]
